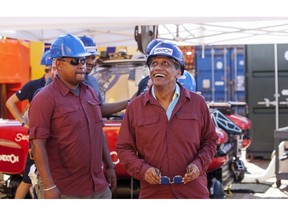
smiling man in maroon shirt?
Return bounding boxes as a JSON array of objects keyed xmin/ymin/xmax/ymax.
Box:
[
  {"xmin": 29, "ymin": 34, "xmax": 116, "ymax": 199},
  {"xmin": 116, "ymin": 41, "xmax": 218, "ymax": 199}
]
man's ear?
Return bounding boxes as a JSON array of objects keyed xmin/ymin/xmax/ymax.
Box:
[
  {"xmin": 175, "ymin": 69, "xmax": 182, "ymax": 79},
  {"xmin": 55, "ymin": 59, "xmax": 62, "ymax": 71}
]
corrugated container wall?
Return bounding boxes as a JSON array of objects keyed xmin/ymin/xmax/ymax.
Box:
[
  {"xmin": 245, "ymin": 44, "xmax": 288, "ymax": 159},
  {"xmin": 195, "ymin": 45, "xmax": 245, "ymax": 106}
]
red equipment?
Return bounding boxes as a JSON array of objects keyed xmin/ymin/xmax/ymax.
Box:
[
  {"xmin": 226, "ymin": 113, "xmax": 252, "ymax": 149},
  {"xmin": 0, "ymin": 119, "xmax": 29, "ymax": 175}
]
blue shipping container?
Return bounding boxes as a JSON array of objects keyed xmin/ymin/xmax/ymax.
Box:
[{"xmin": 195, "ymin": 45, "xmax": 245, "ymax": 103}]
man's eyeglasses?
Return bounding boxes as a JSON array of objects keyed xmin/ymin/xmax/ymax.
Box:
[
  {"xmin": 59, "ymin": 58, "xmax": 86, "ymax": 66},
  {"xmin": 160, "ymin": 175, "xmax": 183, "ymax": 185}
]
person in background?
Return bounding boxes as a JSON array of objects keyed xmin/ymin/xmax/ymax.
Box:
[
  {"xmin": 136, "ymin": 39, "xmax": 196, "ymax": 96},
  {"xmin": 78, "ymin": 35, "xmax": 103, "ymax": 101},
  {"xmin": 5, "ymin": 49, "xmax": 52, "ymax": 198},
  {"xmin": 29, "ymin": 34, "xmax": 116, "ymax": 199},
  {"xmin": 79, "ymin": 35, "xmax": 130, "ymax": 117},
  {"xmin": 116, "ymin": 41, "xmax": 218, "ymax": 198}
]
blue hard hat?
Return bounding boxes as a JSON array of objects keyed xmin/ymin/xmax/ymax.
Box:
[
  {"xmin": 50, "ymin": 34, "xmax": 90, "ymax": 59},
  {"xmin": 78, "ymin": 35, "xmax": 98, "ymax": 56},
  {"xmin": 147, "ymin": 41, "xmax": 185, "ymax": 75},
  {"xmin": 177, "ymin": 70, "xmax": 196, "ymax": 92},
  {"xmin": 40, "ymin": 50, "xmax": 52, "ymax": 66},
  {"xmin": 146, "ymin": 39, "xmax": 163, "ymax": 57}
]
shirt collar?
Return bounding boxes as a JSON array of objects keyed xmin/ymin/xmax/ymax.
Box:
[
  {"xmin": 142, "ymin": 83, "xmax": 191, "ymax": 106},
  {"xmin": 151, "ymin": 83, "xmax": 180, "ymax": 101},
  {"xmin": 54, "ymin": 76, "xmax": 86, "ymax": 96}
]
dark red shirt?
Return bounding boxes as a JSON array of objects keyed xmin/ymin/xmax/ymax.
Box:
[
  {"xmin": 116, "ymin": 86, "xmax": 218, "ymax": 198},
  {"xmin": 29, "ymin": 76, "xmax": 108, "ymax": 196}
]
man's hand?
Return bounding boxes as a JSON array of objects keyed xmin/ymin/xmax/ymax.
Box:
[
  {"xmin": 144, "ymin": 167, "xmax": 161, "ymax": 184},
  {"xmin": 183, "ymin": 163, "xmax": 200, "ymax": 184},
  {"xmin": 105, "ymin": 168, "xmax": 117, "ymax": 192}
]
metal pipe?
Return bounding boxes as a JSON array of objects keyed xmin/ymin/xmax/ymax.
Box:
[{"xmin": 274, "ymin": 44, "xmax": 279, "ymax": 130}]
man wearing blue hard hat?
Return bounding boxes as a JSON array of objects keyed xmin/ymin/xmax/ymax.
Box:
[
  {"xmin": 116, "ymin": 41, "xmax": 217, "ymax": 198},
  {"xmin": 136, "ymin": 39, "xmax": 196, "ymax": 96},
  {"xmin": 29, "ymin": 34, "xmax": 116, "ymax": 199},
  {"xmin": 78, "ymin": 35, "xmax": 101, "ymax": 96}
]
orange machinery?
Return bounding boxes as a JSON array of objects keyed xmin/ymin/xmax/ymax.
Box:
[{"xmin": 0, "ymin": 39, "xmax": 30, "ymax": 119}]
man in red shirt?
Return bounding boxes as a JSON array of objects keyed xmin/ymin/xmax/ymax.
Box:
[
  {"xmin": 29, "ymin": 34, "xmax": 116, "ymax": 199},
  {"xmin": 116, "ymin": 41, "xmax": 218, "ymax": 198}
]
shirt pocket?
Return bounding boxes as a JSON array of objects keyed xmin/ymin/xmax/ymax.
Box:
[
  {"xmin": 176, "ymin": 112, "xmax": 200, "ymax": 120},
  {"xmin": 137, "ymin": 115, "xmax": 159, "ymax": 127},
  {"xmin": 53, "ymin": 105, "xmax": 82, "ymax": 126},
  {"xmin": 136, "ymin": 115, "xmax": 160, "ymax": 144},
  {"xmin": 54, "ymin": 105, "xmax": 81, "ymax": 118},
  {"xmin": 175, "ymin": 112, "xmax": 201, "ymax": 142},
  {"xmin": 87, "ymin": 100, "xmax": 102, "ymax": 123}
]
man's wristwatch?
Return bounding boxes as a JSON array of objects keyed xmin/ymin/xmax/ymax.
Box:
[{"xmin": 21, "ymin": 122, "xmax": 26, "ymax": 127}]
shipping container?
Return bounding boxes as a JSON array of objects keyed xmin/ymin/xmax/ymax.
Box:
[
  {"xmin": 246, "ymin": 44, "xmax": 288, "ymax": 159},
  {"xmin": 195, "ymin": 45, "xmax": 245, "ymax": 104}
]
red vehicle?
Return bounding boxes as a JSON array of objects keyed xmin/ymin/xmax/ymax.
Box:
[
  {"xmin": 0, "ymin": 120, "xmax": 29, "ymax": 175},
  {"xmin": 0, "ymin": 119, "xmax": 29, "ymax": 197},
  {"xmin": 208, "ymin": 101, "xmax": 252, "ymax": 151},
  {"xmin": 226, "ymin": 113, "xmax": 252, "ymax": 149},
  {"xmin": 208, "ymin": 101, "xmax": 252, "ymax": 184}
]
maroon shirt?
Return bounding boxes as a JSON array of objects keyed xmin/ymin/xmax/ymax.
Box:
[
  {"xmin": 116, "ymin": 86, "xmax": 218, "ymax": 198},
  {"xmin": 29, "ymin": 76, "xmax": 108, "ymax": 196}
]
